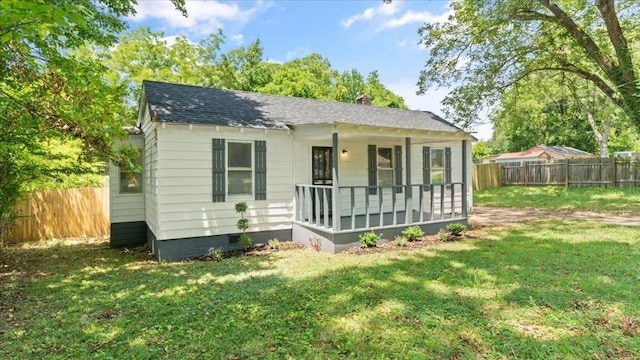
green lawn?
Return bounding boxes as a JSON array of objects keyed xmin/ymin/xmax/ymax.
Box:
[
  {"xmin": 1, "ymin": 221, "xmax": 639, "ymax": 359},
  {"xmin": 475, "ymin": 186, "xmax": 640, "ymax": 214}
]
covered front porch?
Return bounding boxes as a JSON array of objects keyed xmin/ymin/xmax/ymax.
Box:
[{"xmin": 291, "ymin": 126, "xmax": 471, "ymax": 253}]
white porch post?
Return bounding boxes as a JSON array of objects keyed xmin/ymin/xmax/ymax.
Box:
[
  {"xmin": 404, "ymin": 137, "xmax": 412, "ymax": 224},
  {"xmin": 332, "ymin": 132, "xmax": 341, "ymax": 231}
]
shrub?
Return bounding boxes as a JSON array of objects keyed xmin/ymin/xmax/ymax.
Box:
[
  {"xmin": 437, "ymin": 229, "xmax": 448, "ymax": 242},
  {"xmin": 447, "ymin": 223, "xmax": 467, "ymax": 236},
  {"xmin": 238, "ymin": 233, "xmax": 253, "ymax": 250},
  {"xmin": 235, "ymin": 202, "xmax": 252, "ymax": 250},
  {"xmin": 359, "ymin": 231, "xmax": 381, "ymax": 248},
  {"xmin": 395, "ymin": 235, "xmax": 408, "ymax": 247},
  {"xmin": 206, "ymin": 247, "xmax": 224, "ymax": 262},
  {"xmin": 268, "ymin": 238, "xmax": 280, "ymax": 250},
  {"xmin": 401, "ymin": 226, "xmax": 424, "ymax": 241}
]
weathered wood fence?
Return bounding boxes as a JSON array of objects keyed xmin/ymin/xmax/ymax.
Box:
[
  {"xmin": 501, "ymin": 158, "xmax": 640, "ymax": 188},
  {"xmin": 472, "ymin": 163, "xmax": 502, "ymax": 191},
  {"xmin": 8, "ymin": 187, "xmax": 109, "ymax": 243}
]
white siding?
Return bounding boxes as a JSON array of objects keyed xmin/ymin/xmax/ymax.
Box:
[
  {"xmin": 109, "ymin": 135, "xmax": 145, "ymax": 223},
  {"xmin": 156, "ymin": 124, "xmax": 294, "ymax": 240},
  {"xmin": 141, "ymin": 107, "xmax": 160, "ymax": 236}
]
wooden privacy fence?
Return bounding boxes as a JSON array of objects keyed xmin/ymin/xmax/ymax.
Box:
[
  {"xmin": 9, "ymin": 187, "xmax": 109, "ymax": 243},
  {"xmin": 472, "ymin": 163, "xmax": 502, "ymax": 191},
  {"xmin": 501, "ymin": 158, "xmax": 640, "ymax": 187}
]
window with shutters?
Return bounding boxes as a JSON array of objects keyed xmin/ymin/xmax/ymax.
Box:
[
  {"xmin": 430, "ymin": 148, "xmax": 445, "ymax": 184},
  {"xmin": 228, "ymin": 141, "xmax": 253, "ymax": 196}
]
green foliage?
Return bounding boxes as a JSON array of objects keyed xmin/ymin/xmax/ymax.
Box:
[
  {"xmin": 267, "ymin": 239, "xmax": 280, "ymax": 250},
  {"xmin": 394, "ymin": 235, "xmax": 408, "ymax": 247},
  {"xmin": 0, "ymin": 0, "xmax": 185, "ymax": 237},
  {"xmin": 206, "ymin": 247, "xmax": 224, "ymax": 262},
  {"xmin": 238, "ymin": 233, "xmax": 253, "ymax": 250},
  {"xmin": 234, "ymin": 202, "xmax": 248, "ymax": 214},
  {"xmin": 437, "ymin": 229, "xmax": 448, "ymax": 242},
  {"xmin": 23, "ymin": 139, "xmax": 106, "ymax": 192},
  {"xmin": 235, "ymin": 202, "xmax": 251, "ymax": 250},
  {"xmin": 358, "ymin": 231, "xmax": 381, "ymax": 248},
  {"xmin": 236, "ymin": 219, "xmax": 249, "ymax": 233},
  {"xmin": 471, "ymin": 140, "xmax": 494, "ymax": 160},
  {"xmin": 446, "ymin": 223, "xmax": 467, "ymax": 236},
  {"xmin": 417, "ymin": 0, "xmax": 640, "ymax": 133},
  {"xmin": 401, "ymin": 226, "xmax": 424, "ymax": 241}
]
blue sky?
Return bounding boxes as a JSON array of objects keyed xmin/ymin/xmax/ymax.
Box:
[{"xmin": 125, "ymin": 0, "xmax": 492, "ymax": 139}]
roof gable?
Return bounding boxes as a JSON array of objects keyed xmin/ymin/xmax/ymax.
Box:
[{"xmin": 142, "ymin": 80, "xmax": 466, "ymax": 133}]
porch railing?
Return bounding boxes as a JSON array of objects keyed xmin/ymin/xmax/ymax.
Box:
[{"xmin": 294, "ymin": 183, "xmax": 466, "ymax": 231}]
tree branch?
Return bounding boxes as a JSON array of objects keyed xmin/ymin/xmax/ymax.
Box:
[
  {"xmin": 537, "ymin": 0, "xmax": 615, "ymax": 77},
  {"xmin": 595, "ymin": 0, "xmax": 636, "ymax": 85}
]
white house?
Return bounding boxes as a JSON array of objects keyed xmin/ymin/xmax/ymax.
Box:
[{"xmin": 109, "ymin": 80, "xmax": 473, "ymax": 261}]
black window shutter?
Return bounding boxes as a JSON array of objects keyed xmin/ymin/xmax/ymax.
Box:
[
  {"xmin": 212, "ymin": 138, "xmax": 226, "ymax": 202},
  {"xmin": 368, "ymin": 145, "xmax": 377, "ymax": 195},
  {"xmin": 394, "ymin": 145, "xmax": 402, "ymax": 193},
  {"xmin": 254, "ymin": 140, "xmax": 267, "ymax": 200},
  {"xmin": 445, "ymin": 147, "xmax": 452, "ymax": 183},
  {"xmin": 423, "ymin": 146, "xmax": 431, "ymax": 188}
]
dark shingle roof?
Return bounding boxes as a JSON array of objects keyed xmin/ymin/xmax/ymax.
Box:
[{"xmin": 143, "ymin": 80, "xmax": 465, "ymax": 133}]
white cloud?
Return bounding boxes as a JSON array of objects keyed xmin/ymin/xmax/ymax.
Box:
[
  {"xmin": 340, "ymin": 1, "xmax": 402, "ymax": 28},
  {"xmin": 342, "ymin": 0, "xmax": 453, "ymax": 32},
  {"xmin": 128, "ymin": 0, "xmax": 272, "ymax": 35},
  {"xmin": 382, "ymin": 9, "xmax": 452, "ymax": 29},
  {"xmin": 230, "ymin": 33, "xmax": 244, "ymax": 45}
]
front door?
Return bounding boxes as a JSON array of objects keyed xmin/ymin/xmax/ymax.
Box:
[
  {"xmin": 312, "ymin": 147, "xmax": 333, "ymax": 185},
  {"xmin": 311, "ymin": 147, "xmax": 332, "ymax": 219}
]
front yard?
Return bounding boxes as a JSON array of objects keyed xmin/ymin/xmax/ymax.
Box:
[
  {"xmin": 1, "ymin": 218, "xmax": 639, "ymax": 359},
  {"xmin": 475, "ymin": 186, "xmax": 640, "ymax": 214}
]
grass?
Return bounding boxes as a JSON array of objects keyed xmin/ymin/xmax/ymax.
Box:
[
  {"xmin": 475, "ymin": 186, "xmax": 640, "ymax": 214},
  {"xmin": 1, "ymin": 221, "xmax": 639, "ymax": 359}
]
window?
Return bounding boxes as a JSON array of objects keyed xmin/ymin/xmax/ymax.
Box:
[
  {"xmin": 377, "ymin": 147, "xmax": 393, "ymax": 186},
  {"xmin": 119, "ymin": 150, "xmax": 143, "ymax": 194},
  {"xmin": 228, "ymin": 142, "xmax": 252, "ymax": 196},
  {"xmin": 431, "ymin": 148, "xmax": 445, "ymax": 184}
]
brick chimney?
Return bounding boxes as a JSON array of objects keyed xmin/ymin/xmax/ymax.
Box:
[{"xmin": 356, "ymin": 95, "xmax": 372, "ymax": 105}]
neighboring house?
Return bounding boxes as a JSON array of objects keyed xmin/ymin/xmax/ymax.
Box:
[
  {"xmin": 109, "ymin": 80, "xmax": 473, "ymax": 261},
  {"xmin": 496, "ymin": 145, "xmax": 594, "ymax": 163}
]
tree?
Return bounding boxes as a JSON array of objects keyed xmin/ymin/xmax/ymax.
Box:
[
  {"xmin": 365, "ymin": 71, "xmax": 408, "ymax": 109},
  {"xmin": 332, "ymin": 69, "xmax": 408, "ymax": 108},
  {"xmin": 417, "ymin": 0, "xmax": 640, "ymax": 132},
  {"xmin": 0, "ymin": 0, "xmax": 185, "ymax": 241},
  {"xmin": 490, "ymin": 74, "xmax": 601, "ymax": 155},
  {"xmin": 333, "ymin": 69, "xmax": 367, "ymax": 103},
  {"xmin": 259, "ymin": 53, "xmax": 337, "ymax": 99},
  {"xmin": 471, "ymin": 140, "xmax": 494, "ymax": 160}
]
